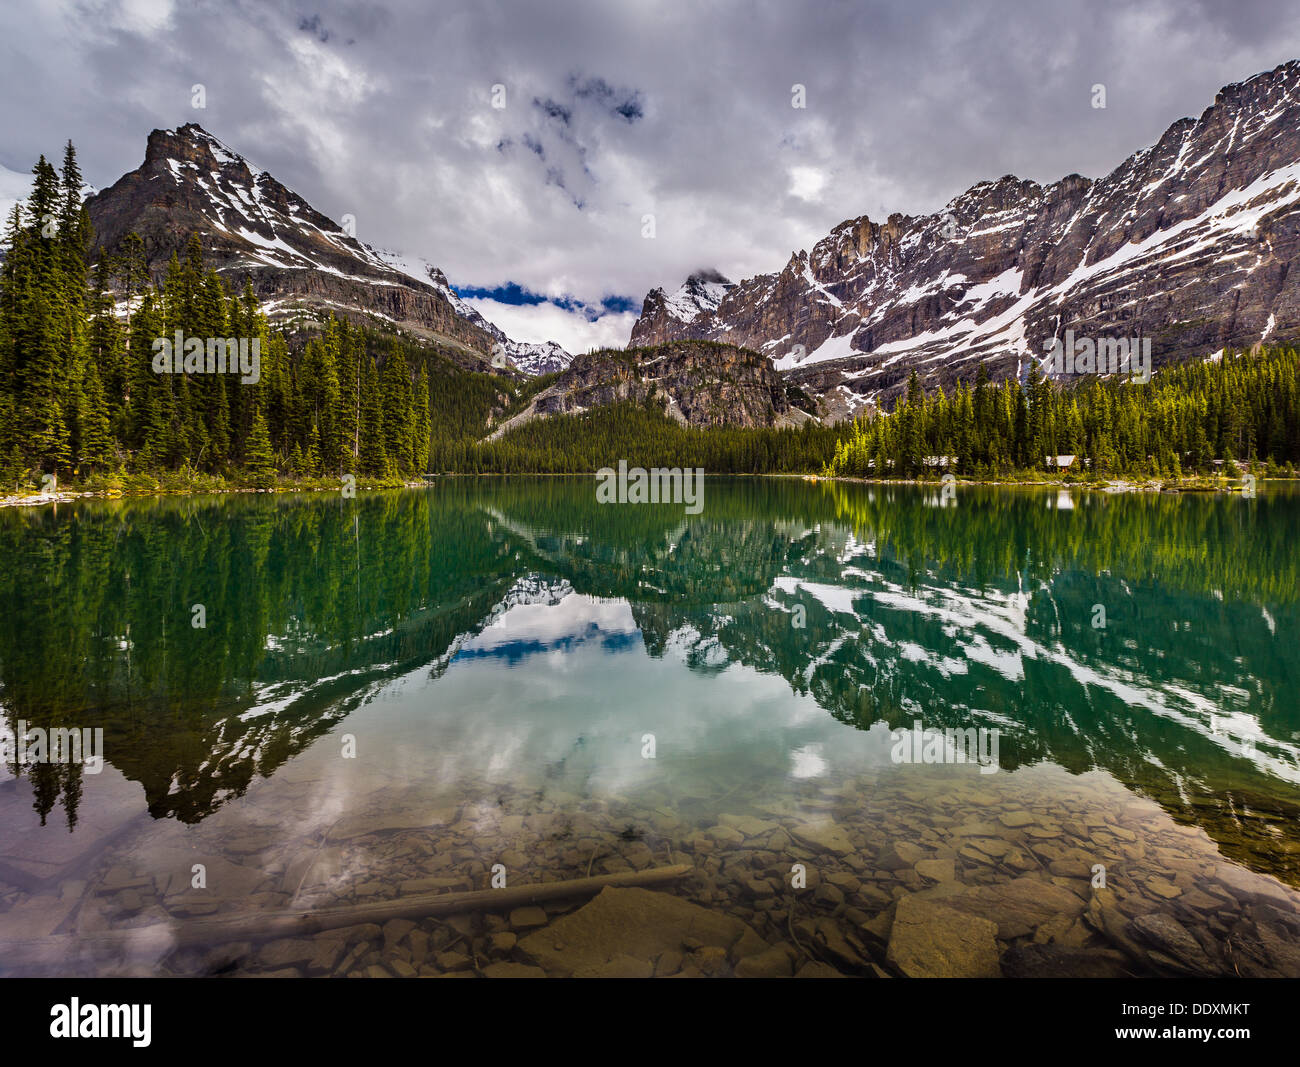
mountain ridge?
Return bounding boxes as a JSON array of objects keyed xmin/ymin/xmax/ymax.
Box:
[{"xmin": 631, "ymin": 60, "xmax": 1300, "ymax": 418}]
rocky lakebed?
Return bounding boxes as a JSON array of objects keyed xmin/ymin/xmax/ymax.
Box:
[{"xmin": 6, "ymin": 762, "xmax": 1299, "ymax": 979}]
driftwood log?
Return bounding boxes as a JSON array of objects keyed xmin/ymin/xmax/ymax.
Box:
[{"xmin": 2, "ymin": 864, "xmax": 693, "ymax": 969}]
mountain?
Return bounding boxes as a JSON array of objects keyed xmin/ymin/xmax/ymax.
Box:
[
  {"xmin": 631, "ymin": 61, "xmax": 1300, "ymax": 419},
  {"xmin": 373, "ymin": 250, "xmax": 571, "ymax": 375},
  {"xmin": 84, "ymin": 124, "xmax": 571, "ymax": 374},
  {"xmin": 487, "ymin": 340, "xmax": 810, "ymax": 439},
  {"xmin": 632, "ymin": 269, "xmax": 736, "ymax": 346}
]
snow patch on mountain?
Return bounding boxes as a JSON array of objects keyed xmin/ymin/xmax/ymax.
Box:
[{"xmin": 660, "ymin": 269, "xmax": 735, "ymax": 324}]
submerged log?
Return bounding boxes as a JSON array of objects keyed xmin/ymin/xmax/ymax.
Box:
[{"xmin": 1, "ymin": 864, "xmax": 693, "ymax": 969}]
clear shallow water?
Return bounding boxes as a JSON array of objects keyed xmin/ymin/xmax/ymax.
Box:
[{"xmin": 1, "ymin": 478, "xmax": 1298, "ymax": 977}]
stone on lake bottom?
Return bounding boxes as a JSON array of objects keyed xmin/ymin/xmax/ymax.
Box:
[
  {"xmin": 914, "ymin": 858, "xmax": 956, "ymax": 883},
  {"xmin": 434, "ymin": 950, "xmax": 473, "ymax": 971},
  {"xmin": 590, "ymin": 954, "xmax": 655, "ymax": 978},
  {"xmin": 734, "ymin": 945, "xmax": 795, "ymax": 978},
  {"xmin": 517, "ymin": 887, "xmax": 769, "ymax": 978},
  {"xmin": 886, "ymin": 894, "xmax": 1001, "ymax": 978},
  {"xmin": 256, "ymin": 938, "xmax": 316, "ymax": 970},
  {"xmin": 1000, "ymin": 943, "xmax": 1132, "ymax": 978},
  {"xmin": 790, "ymin": 820, "xmax": 856, "ymax": 856},
  {"xmin": 877, "ymin": 842, "xmax": 926, "ymax": 871},
  {"xmin": 1126, "ymin": 913, "xmax": 1217, "ymax": 975},
  {"xmin": 937, "ymin": 875, "xmax": 1087, "ymax": 940},
  {"xmin": 509, "ymin": 906, "xmax": 549, "ymax": 931}
]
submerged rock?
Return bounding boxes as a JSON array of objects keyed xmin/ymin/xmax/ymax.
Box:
[
  {"xmin": 937, "ymin": 876, "xmax": 1086, "ymax": 940},
  {"xmin": 719, "ymin": 814, "xmax": 779, "ymax": 839},
  {"xmin": 734, "ymin": 944, "xmax": 796, "ymax": 978},
  {"xmin": 794, "ymin": 961, "xmax": 848, "ymax": 978},
  {"xmin": 886, "ymin": 894, "xmax": 1001, "ymax": 978},
  {"xmin": 790, "ymin": 820, "xmax": 856, "ymax": 856},
  {"xmin": 508, "ymin": 906, "xmax": 549, "ymax": 931},
  {"xmin": 877, "ymin": 842, "xmax": 926, "ymax": 870},
  {"xmin": 914, "ymin": 858, "xmax": 956, "ymax": 883},
  {"xmin": 1126, "ymin": 913, "xmax": 1217, "ymax": 975},
  {"xmin": 589, "ymin": 954, "xmax": 655, "ymax": 978},
  {"xmin": 517, "ymin": 886, "xmax": 769, "ymax": 977}
]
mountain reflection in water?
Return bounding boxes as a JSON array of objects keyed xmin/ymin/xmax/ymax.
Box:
[{"xmin": 0, "ymin": 479, "xmax": 1298, "ymax": 977}]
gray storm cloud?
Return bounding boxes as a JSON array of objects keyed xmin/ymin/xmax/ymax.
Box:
[{"xmin": 3, "ymin": 0, "xmax": 1299, "ymax": 345}]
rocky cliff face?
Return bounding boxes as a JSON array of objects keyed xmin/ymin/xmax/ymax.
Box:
[
  {"xmin": 632, "ymin": 61, "xmax": 1300, "ymax": 417},
  {"xmin": 488, "ymin": 340, "xmax": 808, "ymax": 439},
  {"xmin": 85, "ymin": 124, "xmax": 571, "ymax": 373},
  {"xmin": 632, "ymin": 270, "xmax": 736, "ymax": 347}
]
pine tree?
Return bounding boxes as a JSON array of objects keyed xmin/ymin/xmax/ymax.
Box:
[
  {"xmin": 126, "ymin": 292, "xmax": 165, "ymax": 455},
  {"xmin": 77, "ymin": 362, "xmax": 114, "ymax": 471},
  {"xmin": 359, "ymin": 349, "xmax": 385, "ymax": 475},
  {"xmin": 244, "ymin": 405, "xmax": 276, "ymax": 479},
  {"xmin": 336, "ymin": 319, "xmax": 361, "ymax": 474},
  {"xmin": 381, "ymin": 343, "xmax": 413, "ymax": 474},
  {"xmin": 412, "ymin": 366, "xmax": 431, "ymax": 474}
]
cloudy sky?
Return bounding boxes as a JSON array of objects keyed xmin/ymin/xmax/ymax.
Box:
[{"xmin": 2, "ymin": 0, "xmax": 1300, "ymax": 352}]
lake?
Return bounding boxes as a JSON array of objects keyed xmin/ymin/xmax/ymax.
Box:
[{"xmin": 1, "ymin": 477, "xmax": 1298, "ymax": 977}]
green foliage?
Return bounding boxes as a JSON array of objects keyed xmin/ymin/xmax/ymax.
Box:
[
  {"xmin": 825, "ymin": 348, "xmax": 1300, "ymax": 480},
  {"xmin": 461, "ymin": 402, "xmax": 842, "ymax": 473}
]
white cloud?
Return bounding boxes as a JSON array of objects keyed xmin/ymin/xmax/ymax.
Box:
[
  {"xmin": 116, "ymin": 0, "xmax": 175, "ymax": 34},
  {"xmin": 466, "ymin": 298, "xmax": 639, "ymax": 354},
  {"xmin": 789, "ymin": 165, "xmax": 827, "ymax": 202}
]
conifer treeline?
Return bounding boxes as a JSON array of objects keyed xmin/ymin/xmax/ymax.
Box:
[
  {"xmin": 826, "ymin": 355, "xmax": 1300, "ymax": 480},
  {"xmin": 0, "ymin": 144, "xmax": 431, "ymax": 485},
  {"xmin": 3, "ymin": 143, "xmax": 1298, "ymax": 488},
  {"xmin": 438, "ymin": 399, "xmax": 844, "ymax": 473}
]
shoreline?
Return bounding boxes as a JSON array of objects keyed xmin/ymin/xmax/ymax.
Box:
[
  {"xmin": 2, "ymin": 470, "xmax": 1289, "ymax": 509},
  {"xmin": 796, "ymin": 473, "xmax": 1279, "ymax": 494}
]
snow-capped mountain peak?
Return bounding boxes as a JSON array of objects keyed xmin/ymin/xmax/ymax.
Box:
[
  {"xmin": 84, "ymin": 123, "xmax": 571, "ymax": 374},
  {"xmin": 632, "ymin": 269, "xmax": 735, "ymax": 344}
]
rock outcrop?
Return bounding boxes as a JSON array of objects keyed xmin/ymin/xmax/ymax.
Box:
[{"xmin": 488, "ymin": 340, "xmax": 811, "ymax": 438}]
